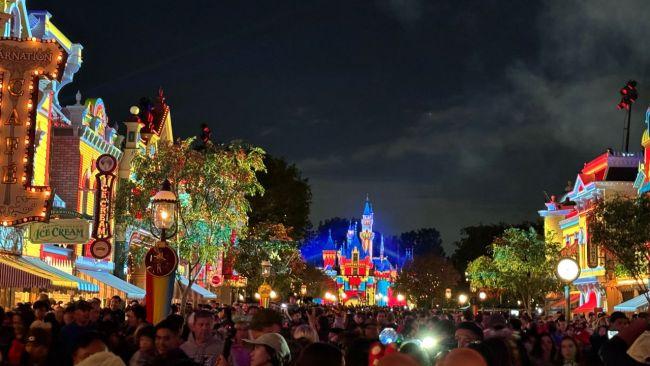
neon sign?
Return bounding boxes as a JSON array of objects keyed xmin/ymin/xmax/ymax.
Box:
[{"xmin": 0, "ymin": 38, "xmax": 67, "ymax": 226}]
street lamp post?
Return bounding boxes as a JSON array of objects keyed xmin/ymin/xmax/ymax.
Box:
[
  {"xmin": 556, "ymin": 257, "xmax": 580, "ymax": 320},
  {"xmin": 258, "ymin": 260, "xmax": 273, "ymax": 308},
  {"xmin": 458, "ymin": 293, "xmax": 468, "ymax": 307},
  {"xmin": 144, "ymin": 179, "xmax": 179, "ymax": 324}
]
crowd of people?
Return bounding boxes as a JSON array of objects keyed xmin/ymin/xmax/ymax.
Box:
[{"xmin": 0, "ymin": 293, "xmax": 649, "ymax": 366}]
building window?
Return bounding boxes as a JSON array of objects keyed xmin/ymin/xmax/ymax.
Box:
[
  {"xmin": 353, "ymin": 268, "xmax": 358, "ymax": 276},
  {"xmin": 353, "ymin": 252, "xmax": 359, "ymax": 263}
]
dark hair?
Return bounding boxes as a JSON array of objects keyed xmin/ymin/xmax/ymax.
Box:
[
  {"xmin": 251, "ymin": 308, "xmax": 283, "ymax": 331},
  {"xmin": 32, "ymin": 300, "xmax": 50, "ymax": 311},
  {"xmin": 469, "ymin": 337, "xmax": 514, "ymax": 366},
  {"xmin": 295, "ymin": 342, "xmax": 343, "ymax": 366},
  {"xmin": 194, "ymin": 309, "xmax": 214, "ymax": 321},
  {"xmin": 72, "ymin": 331, "xmax": 106, "ymax": 355},
  {"xmin": 399, "ymin": 342, "xmax": 430, "ymax": 366},
  {"xmin": 156, "ymin": 318, "xmax": 181, "ymax": 335},
  {"xmin": 456, "ymin": 321, "xmax": 484, "ymax": 341},
  {"xmin": 609, "ymin": 311, "xmax": 628, "ymax": 324},
  {"xmin": 128, "ymin": 304, "xmax": 147, "ymax": 321},
  {"xmin": 136, "ymin": 325, "xmax": 156, "ymax": 341},
  {"xmin": 557, "ymin": 336, "xmax": 583, "ymax": 363},
  {"xmin": 531, "ymin": 332, "xmax": 557, "ymax": 360},
  {"xmin": 111, "ymin": 295, "xmax": 122, "ymax": 303}
]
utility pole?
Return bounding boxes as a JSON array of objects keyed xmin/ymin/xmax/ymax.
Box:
[{"xmin": 617, "ymin": 80, "xmax": 638, "ymax": 153}]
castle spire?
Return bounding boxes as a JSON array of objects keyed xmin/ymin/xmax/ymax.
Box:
[
  {"xmin": 364, "ymin": 194, "xmax": 373, "ymax": 215},
  {"xmin": 380, "ymin": 234, "xmax": 385, "ymax": 259}
]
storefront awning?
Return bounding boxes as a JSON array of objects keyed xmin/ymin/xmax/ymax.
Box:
[
  {"xmin": 549, "ymin": 293, "xmax": 580, "ymax": 309},
  {"xmin": 614, "ymin": 293, "xmax": 650, "ymax": 312},
  {"xmin": 79, "ymin": 269, "xmax": 145, "ymax": 299},
  {"xmin": 0, "ymin": 254, "xmax": 78, "ymax": 290},
  {"xmin": 573, "ymin": 291, "xmax": 598, "ymax": 314},
  {"xmin": 22, "ymin": 257, "xmax": 98, "ymax": 292},
  {"xmin": 179, "ymin": 276, "xmax": 217, "ymax": 299}
]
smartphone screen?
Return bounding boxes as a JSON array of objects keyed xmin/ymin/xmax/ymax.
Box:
[{"xmin": 607, "ymin": 330, "xmax": 618, "ymax": 339}]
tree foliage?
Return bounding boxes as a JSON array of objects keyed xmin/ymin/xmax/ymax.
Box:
[
  {"xmin": 248, "ymin": 155, "xmax": 312, "ymax": 241},
  {"xmin": 589, "ymin": 195, "xmax": 650, "ymax": 304},
  {"xmin": 394, "ymin": 253, "xmax": 460, "ymax": 308},
  {"xmin": 400, "ymin": 228, "xmax": 445, "ymax": 257},
  {"xmin": 466, "ymin": 228, "xmax": 560, "ymax": 312},
  {"xmin": 451, "ymin": 221, "xmax": 542, "ymax": 282},
  {"xmin": 122, "ymin": 138, "xmax": 265, "ymax": 304}
]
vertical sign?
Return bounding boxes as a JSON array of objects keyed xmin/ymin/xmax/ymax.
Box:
[
  {"xmin": 587, "ymin": 235, "xmax": 599, "ymax": 268},
  {"xmin": 0, "ymin": 38, "xmax": 67, "ymax": 226},
  {"xmin": 90, "ymin": 154, "xmax": 117, "ymax": 259}
]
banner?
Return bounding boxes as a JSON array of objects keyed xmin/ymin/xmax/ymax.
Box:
[{"xmin": 28, "ymin": 219, "xmax": 90, "ymax": 244}]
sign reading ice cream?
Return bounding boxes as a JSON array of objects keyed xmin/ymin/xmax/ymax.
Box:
[
  {"xmin": 0, "ymin": 38, "xmax": 67, "ymax": 226},
  {"xmin": 29, "ymin": 219, "xmax": 90, "ymax": 244}
]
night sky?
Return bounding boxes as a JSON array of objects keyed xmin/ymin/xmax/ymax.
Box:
[{"xmin": 30, "ymin": 0, "xmax": 650, "ymax": 252}]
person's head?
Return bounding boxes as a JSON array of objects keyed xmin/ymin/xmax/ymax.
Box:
[
  {"xmin": 109, "ymin": 296, "xmax": 122, "ymax": 311},
  {"xmin": 468, "ymin": 337, "xmax": 514, "ymax": 366},
  {"xmin": 155, "ymin": 319, "xmax": 182, "ymax": 356},
  {"xmin": 376, "ymin": 311, "xmax": 387, "ymax": 325},
  {"xmin": 73, "ymin": 301, "xmax": 92, "ymax": 326},
  {"xmin": 72, "ymin": 331, "xmax": 107, "ymax": 365},
  {"xmin": 559, "ymin": 336, "xmax": 580, "ymax": 362},
  {"xmin": 455, "ymin": 321, "xmax": 484, "ymax": 348},
  {"xmin": 192, "ymin": 310, "xmax": 215, "ymax": 343},
  {"xmin": 250, "ymin": 308, "xmax": 283, "ymax": 339},
  {"xmin": 126, "ymin": 304, "xmax": 146, "ymax": 328},
  {"xmin": 294, "ymin": 342, "xmax": 343, "ymax": 366},
  {"xmin": 532, "ymin": 332, "xmax": 556, "ymax": 358},
  {"xmin": 609, "ymin": 311, "xmax": 629, "ymax": 331},
  {"xmin": 353, "ymin": 313, "xmax": 365, "ymax": 325},
  {"xmin": 244, "ymin": 332, "xmax": 291, "ymax": 366},
  {"xmin": 290, "ymin": 310, "xmax": 302, "ymax": 323},
  {"xmin": 135, "ymin": 325, "xmax": 156, "ymax": 353},
  {"xmin": 25, "ymin": 328, "xmax": 50, "ymax": 361},
  {"xmin": 235, "ymin": 321, "xmax": 250, "ymax": 343},
  {"xmin": 12, "ymin": 313, "xmax": 25, "ymax": 338},
  {"xmin": 32, "ymin": 300, "xmax": 49, "ymax": 321},
  {"xmin": 362, "ymin": 320, "xmax": 379, "ymax": 339},
  {"xmin": 438, "ymin": 348, "xmax": 487, "ymax": 366},
  {"xmin": 293, "ymin": 324, "xmax": 319, "ymax": 343}
]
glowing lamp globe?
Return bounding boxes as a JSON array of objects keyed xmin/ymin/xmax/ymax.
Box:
[
  {"xmin": 458, "ymin": 294, "xmax": 468, "ymax": 305},
  {"xmin": 270, "ymin": 290, "xmax": 278, "ymax": 299},
  {"xmin": 152, "ymin": 180, "xmax": 177, "ymax": 230},
  {"xmin": 379, "ymin": 327, "xmax": 398, "ymax": 345},
  {"xmin": 340, "ymin": 292, "xmax": 347, "ymax": 299},
  {"xmin": 397, "ymin": 294, "xmax": 405, "ymax": 302},
  {"xmin": 261, "ymin": 260, "xmax": 272, "ymax": 278},
  {"xmin": 300, "ymin": 284, "xmax": 307, "ymax": 295},
  {"xmin": 556, "ymin": 257, "xmax": 580, "ymax": 283},
  {"xmin": 254, "ymin": 293, "xmax": 261, "ymax": 300},
  {"xmin": 478, "ymin": 291, "xmax": 487, "ymax": 301}
]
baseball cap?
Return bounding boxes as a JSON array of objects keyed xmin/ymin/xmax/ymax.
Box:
[{"xmin": 244, "ymin": 333, "xmax": 291, "ymax": 360}]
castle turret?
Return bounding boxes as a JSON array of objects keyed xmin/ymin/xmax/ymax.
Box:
[
  {"xmin": 360, "ymin": 195, "xmax": 375, "ymax": 256},
  {"xmin": 322, "ymin": 229, "xmax": 337, "ymax": 270}
]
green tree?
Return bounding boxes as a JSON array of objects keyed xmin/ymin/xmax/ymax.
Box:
[
  {"xmin": 451, "ymin": 221, "xmax": 542, "ymax": 283},
  {"xmin": 248, "ymin": 155, "xmax": 312, "ymax": 240},
  {"xmin": 466, "ymin": 228, "xmax": 560, "ymax": 313},
  {"xmin": 124, "ymin": 138, "xmax": 265, "ymax": 306},
  {"xmin": 399, "ymin": 228, "xmax": 445, "ymax": 257},
  {"xmin": 589, "ymin": 195, "xmax": 650, "ymax": 305},
  {"xmin": 394, "ymin": 253, "xmax": 460, "ymax": 308}
]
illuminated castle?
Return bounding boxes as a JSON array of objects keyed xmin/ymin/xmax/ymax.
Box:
[{"xmin": 321, "ymin": 197, "xmax": 402, "ymax": 306}]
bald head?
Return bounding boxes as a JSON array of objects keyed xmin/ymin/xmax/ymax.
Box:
[{"xmin": 438, "ymin": 348, "xmax": 487, "ymax": 366}]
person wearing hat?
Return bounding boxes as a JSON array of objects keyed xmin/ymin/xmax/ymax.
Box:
[
  {"xmin": 21, "ymin": 327, "xmax": 56, "ymax": 366},
  {"xmin": 455, "ymin": 321, "xmax": 484, "ymax": 348},
  {"xmin": 244, "ymin": 333, "xmax": 290, "ymax": 366}
]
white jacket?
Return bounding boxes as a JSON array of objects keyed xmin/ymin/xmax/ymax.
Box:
[{"xmin": 76, "ymin": 351, "xmax": 126, "ymax": 366}]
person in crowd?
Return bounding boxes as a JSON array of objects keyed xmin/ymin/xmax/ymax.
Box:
[
  {"xmin": 243, "ymin": 333, "xmax": 291, "ymax": 366},
  {"xmin": 110, "ymin": 296, "xmax": 126, "ymax": 325},
  {"xmin": 608, "ymin": 311, "xmax": 629, "ymax": 333},
  {"xmin": 60, "ymin": 300, "xmax": 93, "ymax": 356},
  {"xmin": 530, "ymin": 332, "xmax": 557, "ymax": 366},
  {"xmin": 180, "ymin": 310, "xmax": 223, "ymax": 366},
  {"xmin": 556, "ymin": 336, "xmax": 585, "ymax": 366},
  {"xmin": 152, "ymin": 318, "xmax": 193, "ymax": 365},
  {"xmin": 228, "ymin": 321, "xmax": 251, "ymax": 366},
  {"xmin": 455, "ymin": 321, "xmax": 484, "ymax": 348},
  {"xmin": 128, "ymin": 325, "xmax": 156, "ymax": 366},
  {"xmin": 292, "ymin": 324, "xmax": 318, "ymax": 343},
  {"xmin": 294, "ymin": 342, "xmax": 344, "ymax": 366},
  {"xmin": 72, "ymin": 330, "xmax": 125, "ymax": 366},
  {"xmin": 249, "ymin": 309, "xmax": 282, "ymax": 340}
]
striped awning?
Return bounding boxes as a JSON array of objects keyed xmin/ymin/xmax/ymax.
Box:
[
  {"xmin": 614, "ymin": 293, "xmax": 649, "ymax": 312},
  {"xmin": 179, "ymin": 276, "xmax": 217, "ymax": 299},
  {"xmin": 0, "ymin": 254, "xmax": 78, "ymax": 290},
  {"xmin": 22, "ymin": 257, "xmax": 98, "ymax": 292},
  {"xmin": 78, "ymin": 269, "xmax": 145, "ymax": 299}
]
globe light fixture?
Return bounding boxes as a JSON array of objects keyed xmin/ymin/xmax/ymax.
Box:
[
  {"xmin": 478, "ymin": 291, "xmax": 487, "ymax": 301},
  {"xmin": 261, "ymin": 260, "xmax": 272, "ymax": 279},
  {"xmin": 445, "ymin": 288, "xmax": 452, "ymax": 299},
  {"xmin": 254, "ymin": 292, "xmax": 261, "ymax": 300},
  {"xmin": 397, "ymin": 293, "xmax": 405, "ymax": 302},
  {"xmin": 340, "ymin": 292, "xmax": 347, "ymax": 299},
  {"xmin": 300, "ymin": 284, "xmax": 307, "ymax": 295},
  {"xmin": 270, "ymin": 290, "xmax": 278, "ymax": 299},
  {"xmin": 556, "ymin": 257, "xmax": 580, "ymax": 320},
  {"xmin": 458, "ymin": 294, "xmax": 468, "ymax": 305}
]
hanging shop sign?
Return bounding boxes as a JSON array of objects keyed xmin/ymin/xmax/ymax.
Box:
[
  {"xmin": 28, "ymin": 219, "xmax": 90, "ymax": 244},
  {"xmin": 90, "ymin": 239, "xmax": 111, "ymax": 260},
  {"xmin": 145, "ymin": 243, "xmax": 178, "ymax": 277},
  {"xmin": 91, "ymin": 154, "xmax": 117, "ymax": 258},
  {"xmin": 0, "ymin": 38, "xmax": 67, "ymax": 226},
  {"xmin": 587, "ymin": 237, "xmax": 599, "ymax": 268}
]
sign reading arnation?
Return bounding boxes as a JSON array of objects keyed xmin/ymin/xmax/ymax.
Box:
[
  {"xmin": 29, "ymin": 219, "xmax": 90, "ymax": 244},
  {"xmin": 0, "ymin": 38, "xmax": 67, "ymax": 226}
]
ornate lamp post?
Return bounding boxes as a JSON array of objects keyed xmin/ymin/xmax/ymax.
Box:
[
  {"xmin": 458, "ymin": 293, "xmax": 468, "ymax": 306},
  {"xmin": 258, "ymin": 260, "xmax": 273, "ymax": 308},
  {"xmin": 144, "ymin": 179, "xmax": 179, "ymax": 324},
  {"xmin": 556, "ymin": 257, "xmax": 580, "ymax": 320}
]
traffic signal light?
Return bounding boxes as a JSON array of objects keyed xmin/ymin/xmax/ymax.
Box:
[{"xmin": 617, "ymin": 80, "xmax": 638, "ymax": 110}]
